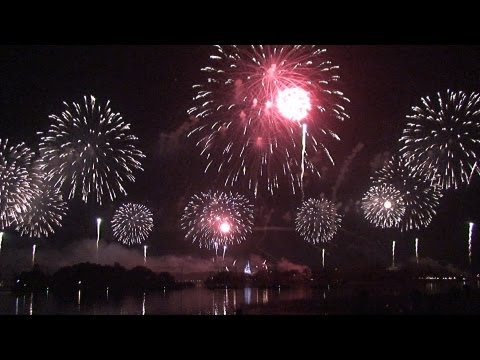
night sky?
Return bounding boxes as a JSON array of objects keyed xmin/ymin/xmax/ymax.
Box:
[{"xmin": 2, "ymin": 45, "xmax": 480, "ymax": 271}]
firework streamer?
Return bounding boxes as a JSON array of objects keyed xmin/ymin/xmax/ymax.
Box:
[
  {"xmin": 469, "ymin": 222, "xmax": 474, "ymax": 265},
  {"xmin": 96, "ymin": 218, "xmax": 102, "ymax": 260},
  {"xmin": 392, "ymin": 240, "xmax": 396, "ymax": 268},
  {"xmin": 0, "ymin": 232, "xmax": 3, "ymax": 254},
  {"xmin": 31, "ymin": 244, "xmax": 36, "ymax": 267},
  {"xmin": 144, "ymin": 245, "xmax": 147, "ymax": 265},
  {"xmin": 301, "ymin": 123, "xmax": 307, "ymax": 199},
  {"xmin": 77, "ymin": 287, "xmax": 81, "ymax": 312},
  {"xmin": 415, "ymin": 237, "xmax": 419, "ymax": 264},
  {"xmin": 222, "ymin": 245, "xmax": 227, "ymax": 259},
  {"xmin": 322, "ymin": 248, "xmax": 325, "ymax": 269}
]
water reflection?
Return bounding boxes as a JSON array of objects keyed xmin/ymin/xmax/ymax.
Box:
[
  {"xmin": 244, "ymin": 287, "xmax": 251, "ymax": 305},
  {"xmin": 1, "ymin": 286, "xmax": 314, "ymax": 315},
  {"xmin": 29, "ymin": 293, "xmax": 33, "ymax": 315},
  {"xmin": 2, "ymin": 280, "xmax": 474, "ymax": 315}
]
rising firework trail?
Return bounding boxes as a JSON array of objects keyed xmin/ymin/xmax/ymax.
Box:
[
  {"xmin": 77, "ymin": 284, "xmax": 81, "ymax": 312},
  {"xmin": 399, "ymin": 90, "xmax": 480, "ymax": 190},
  {"xmin": 144, "ymin": 245, "xmax": 147, "ymax": 265},
  {"xmin": 415, "ymin": 237, "xmax": 419, "ymax": 264},
  {"xmin": 391, "ymin": 241, "xmax": 396, "ymax": 268},
  {"xmin": 469, "ymin": 222, "xmax": 474, "ymax": 265},
  {"xmin": 181, "ymin": 191, "xmax": 254, "ymax": 250},
  {"xmin": 322, "ymin": 248, "xmax": 325, "ymax": 269},
  {"xmin": 0, "ymin": 232, "xmax": 3, "ymax": 254},
  {"xmin": 188, "ymin": 45, "xmax": 349, "ymax": 197},
  {"xmin": 96, "ymin": 218, "xmax": 102, "ymax": 259},
  {"xmin": 31, "ymin": 244, "xmax": 36, "ymax": 268},
  {"xmin": 39, "ymin": 95, "xmax": 145, "ymax": 205}
]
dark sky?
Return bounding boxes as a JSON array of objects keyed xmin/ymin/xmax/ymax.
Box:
[{"xmin": 1, "ymin": 45, "xmax": 480, "ymax": 271}]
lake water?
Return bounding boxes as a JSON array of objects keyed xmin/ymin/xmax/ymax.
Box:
[
  {"xmin": 0, "ymin": 286, "xmax": 312, "ymax": 315},
  {"xmin": 1, "ymin": 280, "xmax": 477, "ymax": 315}
]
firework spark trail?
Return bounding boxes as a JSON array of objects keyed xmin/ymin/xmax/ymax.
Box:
[
  {"xmin": 112, "ymin": 203, "xmax": 154, "ymax": 246},
  {"xmin": 222, "ymin": 245, "xmax": 227, "ymax": 259},
  {"xmin": 295, "ymin": 196, "xmax": 342, "ymax": 245},
  {"xmin": 415, "ymin": 237, "xmax": 419, "ymax": 264},
  {"xmin": 39, "ymin": 95, "xmax": 145, "ymax": 205},
  {"xmin": 322, "ymin": 248, "xmax": 325, "ymax": 269},
  {"xmin": 188, "ymin": 45, "xmax": 349, "ymax": 197},
  {"xmin": 392, "ymin": 240, "xmax": 396, "ymax": 268},
  {"xmin": 399, "ymin": 90, "xmax": 480, "ymax": 190},
  {"xmin": 0, "ymin": 232, "xmax": 3, "ymax": 254},
  {"xmin": 95, "ymin": 218, "xmax": 102, "ymax": 260},
  {"xmin": 144, "ymin": 245, "xmax": 147, "ymax": 264},
  {"xmin": 31, "ymin": 244, "xmax": 36, "ymax": 268},
  {"xmin": 469, "ymin": 222, "xmax": 474, "ymax": 265},
  {"xmin": 362, "ymin": 184, "xmax": 406, "ymax": 229},
  {"xmin": 77, "ymin": 288, "xmax": 81, "ymax": 311},
  {"xmin": 0, "ymin": 139, "xmax": 37, "ymax": 228},
  {"xmin": 372, "ymin": 155, "xmax": 442, "ymax": 231},
  {"xmin": 181, "ymin": 190, "xmax": 254, "ymax": 250},
  {"xmin": 301, "ymin": 123, "xmax": 307, "ymax": 199}
]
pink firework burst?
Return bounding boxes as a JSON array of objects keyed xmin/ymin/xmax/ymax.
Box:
[{"xmin": 188, "ymin": 45, "xmax": 349, "ymax": 196}]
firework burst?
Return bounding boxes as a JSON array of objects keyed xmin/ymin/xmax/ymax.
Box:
[
  {"xmin": 15, "ymin": 160, "xmax": 67, "ymax": 238},
  {"xmin": 181, "ymin": 190, "xmax": 254, "ymax": 250},
  {"xmin": 373, "ymin": 155, "xmax": 442, "ymax": 231},
  {"xmin": 111, "ymin": 203, "xmax": 154, "ymax": 246},
  {"xmin": 188, "ymin": 45, "xmax": 349, "ymax": 196},
  {"xmin": 362, "ymin": 183, "xmax": 406, "ymax": 229},
  {"xmin": 295, "ymin": 196, "xmax": 342, "ymax": 244},
  {"xmin": 0, "ymin": 139, "xmax": 36, "ymax": 228},
  {"xmin": 399, "ymin": 89, "xmax": 480, "ymax": 190},
  {"xmin": 38, "ymin": 95, "xmax": 145, "ymax": 205}
]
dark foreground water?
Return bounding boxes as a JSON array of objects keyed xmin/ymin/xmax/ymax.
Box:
[
  {"xmin": 0, "ymin": 286, "xmax": 311, "ymax": 315},
  {"xmin": 1, "ymin": 279, "xmax": 479, "ymax": 315}
]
